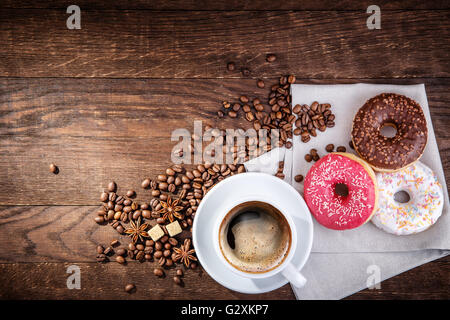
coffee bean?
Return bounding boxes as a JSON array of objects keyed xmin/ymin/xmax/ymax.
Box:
[
  {"xmin": 227, "ymin": 62, "xmax": 235, "ymax": 71},
  {"xmin": 155, "ymin": 241, "xmax": 163, "ymax": 250},
  {"xmin": 325, "ymin": 144, "xmax": 334, "ymax": 152},
  {"xmin": 116, "ymin": 255, "xmax": 126, "ymax": 264},
  {"xmin": 313, "ymin": 154, "xmax": 320, "ymax": 161},
  {"xmin": 110, "ymin": 239, "xmax": 119, "ymax": 247},
  {"xmin": 168, "ymin": 238, "xmax": 178, "ymax": 246},
  {"xmin": 288, "ymin": 75, "xmax": 296, "ymax": 84},
  {"xmin": 176, "ymin": 269, "xmax": 183, "ymax": 277},
  {"xmin": 228, "ymin": 110, "xmax": 237, "ymax": 118},
  {"xmin": 96, "ymin": 245, "xmax": 104, "ymax": 254},
  {"xmin": 217, "ymin": 110, "xmax": 224, "ymax": 118},
  {"xmin": 336, "ymin": 146, "xmax": 347, "ymax": 152},
  {"xmin": 116, "ymin": 248, "xmax": 127, "ymax": 256},
  {"xmin": 154, "ymin": 268, "xmax": 164, "ymax": 277},
  {"xmin": 239, "ymin": 95, "xmax": 249, "ymax": 103},
  {"xmin": 136, "ymin": 251, "xmax": 145, "ymax": 261},
  {"xmin": 107, "ymin": 181, "xmax": 116, "ymax": 192},
  {"xmin": 125, "ymin": 283, "xmax": 135, "ymax": 293},
  {"xmin": 160, "ymin": 235, "xmax": 169, "ymax": 244},
  {"xmin": 136, "ymin": 244, "xmax": 145, "ymax": 251},
  {"xmin": 257, "ymin": 79, "xmax": 265, "ymax": 88},
  {"xmin": 94, "ymin": 216, "xmax": 105, "ymax": 224},
  {"xmin": 190, "ymin": 262, "xmax": 198, "ymax": 269},
  {"xmin": 275, "ymin": 172, "xmax": 285, "ymax": 179},
  {"xmin": 266, "ymin": 53, "xmax": 277, "ymax": 62},
  {"xmin": 310, "ymin": 148, "xmax": 318, "ymax": 156},
  {"xmin": 126, "ymin": 190, "xmax": 135, "ymax": 198},
  {"xmin": 100, "ymin": 191, "xmax": 108, "ymax": 202},
  {"xmin": 49, "ymin": 163, "xmax": 58, "ymax": 174},
  {"xmin": 158, "ymin": 257, "xmax": 166, "ymax": 266},
  {"xmin": 165, "ymin": 258, "xmax": 174, "ymax": 267},
  {"xmin": 305, "ymin": 154, "xmax": 312, "ymax": 162},
  {"xmin": 173, "ymin": 276, "xmax": 182, "ymax": 285},
  {"xmin": 96, "ymin": 254, "xmax": 107, "ymax": 263},
  {"xmin": 285, "ymin": 141, "xmax": 292, "ymax": 149},
  {"xmin": 141, "ymin": 178, "xmax": 151, "ymax": 189},
  {"xmin": 157, "ymin": 174, "xmax": 167, "ymax": 182},
  {"xmin": 241, "ymin": 68, "xmax": 250, "ymax": 77},
  {"xmin": 142, "ymin": 209, "xmax": 151, "ymax": 219},
  {"xmin": 295, "ymin": 174, "xmax": 304, "ymax": 183},
  {"xmin": 103, "ymin": 246, "xmax": 113, "ymax": 255},
  {"xmin": 116, "ymin": 225, "xmax": 124, "ymax": 234}
]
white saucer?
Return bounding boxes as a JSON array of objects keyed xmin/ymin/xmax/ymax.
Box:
[{"xmin": 192, "ymin": 172, "xmax": 313, "ymax": 294}]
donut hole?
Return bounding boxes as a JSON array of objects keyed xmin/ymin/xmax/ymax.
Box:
[
  {"xmin": 380, "ymin": 123, "xmax": 398, "ymax": 138},
  {"xmin": 394, "ymin": 190, "xmax": 411, "ymax": 204},
  {"xmin": 334, "ymin": 183, "xmax": 349, "ymax": 197}
]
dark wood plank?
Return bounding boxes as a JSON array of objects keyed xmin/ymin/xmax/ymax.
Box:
[
  {"xmin": 0, "ymin": 78, "xmax": 448, "ymax": 205},
  {"xmin": 0, "ymin": 10, "xmax": 449, "ymax": 78},
  {"xmin": 1, "ymin": 0, "xmax": 449, "ymax": 10},
  {"xmin": 0, "ymin": 262, "xmax": 295, "ymax": 299}
]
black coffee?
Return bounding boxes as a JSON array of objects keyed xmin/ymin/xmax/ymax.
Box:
[{"xmin": 218, "ymin": 201, "xmax": 291, "ymax": 273}]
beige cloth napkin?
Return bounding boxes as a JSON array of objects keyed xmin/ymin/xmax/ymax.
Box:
[{"xmin": 244, "ymin": 84, "xmax": 449, "ymax": 299}]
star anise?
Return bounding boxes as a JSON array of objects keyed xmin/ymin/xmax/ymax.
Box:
[
  {"xmin": 157, "ymin": 195, "xmax": 184, "ymax": 222},
  {"xmin": 173, "ymin": 238, "xmax": 197, "ymax": 268},
  {"xmin": 124, "ymin": 217, "xmax": 149, "ymax": 243}
]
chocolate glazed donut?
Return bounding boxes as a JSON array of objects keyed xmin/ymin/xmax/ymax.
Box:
[{"xmin": 351, "ymin": 93, "xmax": 427, "ymax": 172}]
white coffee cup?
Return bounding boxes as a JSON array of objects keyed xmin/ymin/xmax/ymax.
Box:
[{"xmin": 213, "ymin": 194, "xmax": 308, "ymax": 288}]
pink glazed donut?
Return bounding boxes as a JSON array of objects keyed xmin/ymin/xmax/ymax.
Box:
[{"xmin": 304, "ymin": 152, "xmax": 378, "ymax": 230}]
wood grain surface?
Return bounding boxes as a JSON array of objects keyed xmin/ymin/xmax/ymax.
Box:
[
  {"xmin": 0, "ymin": 2, "xmax": 448, "ymax": 300},
  {"xmin": 1, "ymin": 10, "xmax": 449, "ymax": 78},
  {"xmin": 1, "ymin": 0, "xmax": 449, "ymax": 10}
]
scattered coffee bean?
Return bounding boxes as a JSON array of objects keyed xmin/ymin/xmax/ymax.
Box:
[
  {"xmin": 107, "ymin": 181, "xmax": 117, "ymax": 192},
  {"xmin": 227, "ymin": 62, "xmax": 235, "ymax": 71},
  {"xmin": 294, "ymin": 174, "xmax": 304, "ymax": 183},
  {"xmin": 257, "ymin": 79, "xmax": 265, "ymax": 88},
  {"xmin": 116, "ymin": 248, "xmax": 127, "ymax": 256},
  {"xmin": 100, "ymin": 191, "xmax": 108, "ymax": 202},
  {"xmin": 116, "ymin": 255, "xmax": 126, "ymax": 264},
  {"xmin": 325, "ymin": 144, "xmax": 334, "ymax": 152},
  {"xmin": 241, "ymin": 68, "xmax": 250, "ymax": 77},
  {"xmin": 336, "ymin": 146, "xmax": 347, "ymax": 152},
  {"xmin": 305, "ymin": 154, "xmax": 312, "ymax": 162},
  {"xmin": 176, "ymin": 269, "xmax": 184, "ymax": 277},
  {"xmin": 49, "ymin": 163, "xmax": 59, "ymax": 174},
  {"xmin": 96, "ymin": 245, "xmax": 104, "ymax": 254},
  {"xmin": 126, "ymin": 190, "xmax": 135, "ymax": 198},
  {"xmin": 154, "ymin": 268, "xmax": 165, "ymax": 277},
  {"xmin": 266, "ymin": 53, "xmax": 277, "ymax": 62},
  {"xmin": 94, "ymin": 216, "xmax": 105, "ymax": 224},
  {"xmin": 173, "ymin": 276, "xmax": 182, "ymax": 285},
  {"xmin": 310, "ymin": 148, "xmax": 318, "ymax": 156},
  {"xmin": 125, "ymin": 283, "xmax": 135, "ymax": 293},
  {"xmin": 313, "ymin": 154, "xmax": 320, "ymax": 161},
  {"xmin": 141, "ymin": 178, "xmax": 151, "ymax": 189}
]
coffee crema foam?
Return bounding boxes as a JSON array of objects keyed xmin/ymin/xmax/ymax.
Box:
[{"xmin": 219, "ymin": 201, "xmax": 291, "ymax": 273}]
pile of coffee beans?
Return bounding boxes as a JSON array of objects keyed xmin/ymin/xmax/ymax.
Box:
[
  {"xmin": 293, "ymin": 102, "xmax": 335, "ymax": 143},
  {"xmin": 217, "ymin": 75, "xmax": 297, "ymax": 150},
  {"xmin": 94, "ymin": 163, "xmax": 246, "ymax": 293}
]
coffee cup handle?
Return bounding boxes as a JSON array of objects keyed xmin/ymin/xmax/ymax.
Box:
[{"xmin": 281, "ymin": 263, "xmax": 307, "ymax": 288}]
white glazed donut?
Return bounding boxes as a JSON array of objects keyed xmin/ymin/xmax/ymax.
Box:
[{"xmin": 371, "ymin": 161, "xmax": 444, "ymax": 235}]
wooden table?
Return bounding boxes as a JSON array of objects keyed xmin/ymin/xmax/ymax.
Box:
[{"xmin": 0, "ymin": 1, "xmax": 448, "ymax": 300}]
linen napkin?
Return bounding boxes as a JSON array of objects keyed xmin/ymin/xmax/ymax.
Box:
[{"xmin": 244, "ymin": 84, "xmax": 449, "ymax": 299}]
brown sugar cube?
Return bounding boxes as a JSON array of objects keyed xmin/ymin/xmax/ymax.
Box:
[
  {"xmin": 166, "ymin": 220, "xmax": 182, "ymax": 237},
  {"xmin": 148, "ymin": 224, "xmax": 165, "ymax": 242}
]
